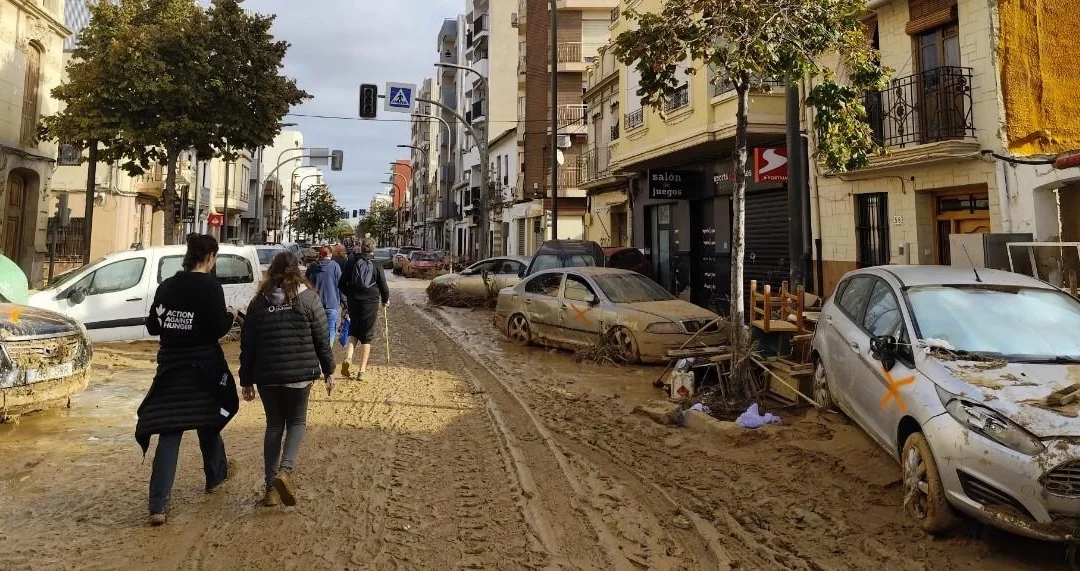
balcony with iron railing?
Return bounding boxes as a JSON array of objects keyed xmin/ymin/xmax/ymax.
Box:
[
  {"xmin": 546, "ymin": 166, "xmax": 584, "ymax": 190},
  {"xmin": 580, "ymin": 147, "xmax": 612, "ymax": 185},
  {"xmin": 610, "ymin": 6, "xmax": 619, "ymax": 23},
  {"xmin": 664, "ymin": 84, "xmax": 690, "ymax": 113},
  {"xmin": 471, "ymin": 100, "xmax": 486, "ymax": 123},
  {"xmin": 624, "ymin": 108, "xmax": 644, "ymax": 131},
  {"xmin": 610, "ymin": 122, "xmax": 620, "ymax": 141},
  {"xmin": 863, "ymin": 66, "xmax": 976, "ymax": 150},
  {"xmin": 556, "ymin": 104, "xmax": 588, "ymax": 131}
]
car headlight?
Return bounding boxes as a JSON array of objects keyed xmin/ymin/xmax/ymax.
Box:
[
  {"xmin": 936, "ymin": 385, "xmax": 1045, "ymax": 455},
  {"xmin": 645, "ymin": 321, "xmax": 682, "ymax": 334}
]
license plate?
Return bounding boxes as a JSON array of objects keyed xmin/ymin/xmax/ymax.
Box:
[{"xmin": 25, "ymin": 362, "xmax": 75, "ymax": 383}]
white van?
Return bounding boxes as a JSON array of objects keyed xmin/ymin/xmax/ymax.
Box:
[{"xmin": 29, "ymin": 244, "xmax": 263, "ymax": 343}]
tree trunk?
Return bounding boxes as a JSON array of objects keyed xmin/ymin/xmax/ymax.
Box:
[
  {"xmin": 82, "ymin": 140, "xmax": 98, "ymax": 263},
  {"xmin": 730, "ymin": 78, "xmax": 751, "ymax": 355},
  {"xmin": 163, "ymin": 148, "xmax": 180, "ymax": 245}
]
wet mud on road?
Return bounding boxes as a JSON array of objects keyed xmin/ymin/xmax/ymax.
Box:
[{"xmin": 0, "ymin": 276, "xmax": 1073, "ymax": 570}]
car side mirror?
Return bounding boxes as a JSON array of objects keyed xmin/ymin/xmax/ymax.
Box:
[
  {"xmin": 870, "ymin": 335, "xmax": 898, "ymax": 371},
  {"xmin": 588, "ymin": 295, "xmax": 599, "ymax": 306},
  {"xmin": 518, "ymin": 268, "xmax": 526, "ymax": 278},
  {"xmin": 68, "ymin": 288, "xmax": 87, "ymax": 305}
]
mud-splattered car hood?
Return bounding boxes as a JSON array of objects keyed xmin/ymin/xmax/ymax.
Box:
[
  {"xmin": 925, "ymin": 359, "xmax": 1080, "ymax": 438},
  {"xmin": 0, "ymin": 303, "xmax": 82, "ymax": 340},
  {"xmin": 621, "ymin": 300, "xmax": 718, "ymax": 323}
]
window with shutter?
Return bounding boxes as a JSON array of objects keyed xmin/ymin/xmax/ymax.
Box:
[{"xmin": 20, "ymin": 44, "xmax": 42, "ymax": 146}]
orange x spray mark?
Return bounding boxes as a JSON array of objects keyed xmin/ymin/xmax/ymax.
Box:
[
  {"xmin": 880, "ymin": 367, "xmax": 916, "ymax": 412},
  {"xmin": 9, "ymin": 307, "xmax": 22, "ymax": 323},
  {"xmin": 569, "ymin": 304, "xmax": 592, "ymax": 324}
]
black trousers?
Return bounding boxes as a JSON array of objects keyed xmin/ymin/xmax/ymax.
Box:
[{"xmin": 148, "ymin": 428, "xmax": 227, "ymax": 514}]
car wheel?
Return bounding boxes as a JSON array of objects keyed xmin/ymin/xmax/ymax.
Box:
[
  {"xmin": 812, "ymin": 360, "xmax": 836, "ymax": 410},
  {"xmin": 606, "ymin": 326, "xmax": 640, "ymax": 363},
  {"xmin": 902, "ymin": 432, "xmax": 957, "ymax": 534},
  {"xmin": 507, "ymin": 314, "xmax": 531, "ymax": 346}
]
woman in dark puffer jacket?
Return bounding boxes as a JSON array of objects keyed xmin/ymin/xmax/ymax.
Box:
[
  {"xmin": 240, "ymin": 251, "xmax": 335, "ymax": 507},
  {"xmin": 137, "ymin": 233, "xmax": 238, "ymax": 527}
]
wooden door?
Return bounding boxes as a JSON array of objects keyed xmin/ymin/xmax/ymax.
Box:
[{"xmin": 4, "ymin": 174, "xmax": 26, "ymax": 261}]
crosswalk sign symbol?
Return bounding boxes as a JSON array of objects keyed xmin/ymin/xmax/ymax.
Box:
[{"xmin": 384, "ymin": 82, "xmax": 415, "ymax": 114}]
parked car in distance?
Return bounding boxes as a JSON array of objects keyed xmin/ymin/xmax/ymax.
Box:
[
  {"xmin": 29, "ymin": 244, "xmax": 261, "ymax": 343},
  {"xmin": 522, "ymin": 240, "xmax": 605, "ymax": 278},
  {"xmin": 812, "ymin": 265, "xmax": 1080, "ymax": 541},
  {"xmin": 393, "ymin": 246, "xmax": 423, "ymax": 275},
  {"xmin": 0, "ymin": 254, "xmax": 93, "ymax": 421},
  {"xmin": 301, "ymin": 246, "xmax": 319, "ymax": 264},
  {"xmin": 402, "ymin": 251, "xmax": 444, "ymax": 278},
  {"xmin": 429, "ymin": 256, "xmax": 529, "ymax": 301},
  {"xmin": 374, "ymin": 247, "xmax": 398, "ymax": 269},
  {"xmin": 604, "ymin": 247, "xmax": 651, "ymax": 279},
  {"xmin": 280, "ymin": 241, "xmax": 303, "ymax": 262},
  {"xmin": 255, "ymin": 244, "xmax": 286, "ymax": 273},
  {"xmin": 495, "ymin": 267, "xmax": 723, "ymax": 363}
]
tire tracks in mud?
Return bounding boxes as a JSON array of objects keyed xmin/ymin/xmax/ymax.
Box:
[{"xmin": 414, "ymin": 300, "xmax": 730, "ymax": 569}]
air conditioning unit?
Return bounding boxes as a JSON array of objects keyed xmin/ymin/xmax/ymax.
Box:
[
  {"xmin": 510, "ymin": 13, "xmax": 519, "ymax": 27},
  {"xmin": 557, "ymin": 135, "xmax": 572, "ymax": 148}
]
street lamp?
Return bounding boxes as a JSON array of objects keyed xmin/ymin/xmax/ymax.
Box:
[
  {"xmin": 435, "ymin": 61, "xmax": 491, "ymax": 259},
  {"xmin": 411, "ymin": 113, "xmax": 453, "ymax": 251},
  {"xmin": 550, "ymin": 0, "xmax": 559, "ymax": 240}
]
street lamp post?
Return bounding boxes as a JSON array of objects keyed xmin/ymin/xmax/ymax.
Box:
[
  {"xmin": 262, "ymin": 147, "xmax": 341, "ymax": 242},
  {"xmin": 550, "ymin": 0, "xmax": 559, "ymax": 240},
  {"xmin": 412, "ymin": 113, "xmax": 453, "ymax": 250},
  {"xmin": 434, "ymin": 62, "xmax": 490, "ymax": 259},
  {"xmin": 417, "ymin": 95, "xmax": 489, "ymax": 261}
]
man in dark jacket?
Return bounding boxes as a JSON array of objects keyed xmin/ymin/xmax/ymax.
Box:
[
  {"xmin": 305, "ymin": 247, "xmax": 343, "ymax": 345},
  {"xmin": 338, "ymin": 238, "xmax": 390, "ymax": 378}
]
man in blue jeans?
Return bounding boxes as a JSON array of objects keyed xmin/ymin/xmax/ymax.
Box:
[{"xmin": 305, "ymin": 246, "xmax": 343, "ymax": 345}]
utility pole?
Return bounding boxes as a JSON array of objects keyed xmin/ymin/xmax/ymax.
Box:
[
  {"xmin": 82, "ymin": 140, "xmax": 98, "ymax": 263},
  {"xmin": 221, "ymin": 160, "xmax": 230, "ymax": 243},
  {"xmin": 550, "ymin": 0, "xmax": 559, "ymax": 240}
]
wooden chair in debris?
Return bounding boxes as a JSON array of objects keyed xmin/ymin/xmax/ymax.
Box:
[{"xmin": 749, "ymin": 280, "xmax": 806, "ymax": 334}]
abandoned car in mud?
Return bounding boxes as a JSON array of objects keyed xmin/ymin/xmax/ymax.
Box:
[
  {"xmin": 0, "ymin": 258, "xmax": 93, "ymax": 422},
  {"xmin": 494, "ymin": 267, "xmax": 723, "ymax": 363},
  {"xmin": 813, "ymin": 265, "xmax": 1080, "ymax": 541}
]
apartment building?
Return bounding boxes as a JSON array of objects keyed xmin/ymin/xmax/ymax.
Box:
[
  {"xmin": 510, "ymin": 0, "xmax": 616, "ymax": 258},
  {"xmin": 606, "ymin": 0, "xmax": 788, "ymax": 312},
  {"xmin": 490, "ymin": 126, "xmax": 517, "ymax": 255},
  {"xmin": 262, "ymin": 130, "xmax": 305, "ymax": 242},
  {"xmin": 205, "ymin": 152, "xmax": 253, "ymax": 242},
  {"xmin": 808, "ymin": 0, "xmax": 1080, "ymax": 294},
  {"xmin": 580, "ymin": 45, "xmax": 628, "ymax": 248},
  {"xmin": 409, "ymin": 77, "xmax": 441, "ymax": 249},
  {"xmin": 389, "ymin": 158, "xmax": 412, "ymax": 245}
]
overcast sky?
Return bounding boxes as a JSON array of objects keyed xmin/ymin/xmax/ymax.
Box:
[{"xmin": 253, "ymin": 0, "xmax": 460, "ymax": 212}]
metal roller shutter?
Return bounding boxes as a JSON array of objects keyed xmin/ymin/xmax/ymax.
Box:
[{"xmin": 743, "ymin": 188, "xmax": 791, "ymax": 292}]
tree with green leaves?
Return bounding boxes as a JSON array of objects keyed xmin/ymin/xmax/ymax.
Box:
[
  {"xmin": 331, "ymin": 220, "xmax": 355, "ymax": 242},
  {"xmin": 357, "ymin": 201, "xmax": 396, "ymax": 247},
  {"xmin": 40, "ymin": 0, "xmax": 309, "ymax": 246},
  {"xmin": 287, "ymin": 186, "xmax": 342, "ymax": 242},
  {"xmin": 611, "ymin": 0, "xmax": 887, "ymax": 342}
]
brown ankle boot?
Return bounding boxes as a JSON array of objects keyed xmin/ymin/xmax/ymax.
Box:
[
  {"xmin": 262, "ymin": 486, "xmax": 281, "ymax": 507},
  {"xmin": 272, "ymin": 470, "xmax": 297, "ymax": 507}
]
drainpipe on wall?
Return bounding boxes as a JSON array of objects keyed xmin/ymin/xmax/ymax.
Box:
[{"xmin": 786, "ymin": 82, "xmax": 806, "ymax": 288}]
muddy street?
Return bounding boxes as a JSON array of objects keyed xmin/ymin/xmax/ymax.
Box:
[{"xmin": 0, "ymin": 277, "xmax": 1073, "ymax": 570}]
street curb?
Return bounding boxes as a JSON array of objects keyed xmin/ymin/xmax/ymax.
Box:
[
  {"xmin": 632, "ymin": 400, "xmax": 682, "ymax": 425},
  {"xmin": 680, "ymin": 410, "xmax": 742, "ymax": 435}
]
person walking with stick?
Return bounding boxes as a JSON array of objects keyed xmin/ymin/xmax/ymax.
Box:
[{"xmin": 339, "ymin": 238, "xmax": 389, "ymax": 379}]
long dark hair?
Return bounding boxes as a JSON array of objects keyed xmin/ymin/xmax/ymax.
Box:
[
  {"xmin": 182, "ymin": 233, "xmax": 219, "ymax": 271},
  {"xmin": 256, "ymin": 251, "xmax": 311, "ymax": 303}
]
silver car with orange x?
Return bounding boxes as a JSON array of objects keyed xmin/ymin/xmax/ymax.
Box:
[
  {"xmin": 812, "ymin": 265, "xmax": 1080, "ymax": 541},
  {"xmin": 494, "ymin": 267, "xmax": 723, "ymax": 363}
]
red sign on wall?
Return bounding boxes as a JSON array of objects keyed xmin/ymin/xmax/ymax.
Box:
[
  {"xmin": 753, "ymin": 147, "xmax": 789, "ymax": 183},
  {"xmin": 207, "ymin": 213, "xmax": 224, "ymax": 227}
]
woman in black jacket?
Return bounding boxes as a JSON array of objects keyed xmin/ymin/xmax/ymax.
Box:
[
  {"xmin": 338, "ymin": 238, "xmax": 390, "ymax": 379},
  {"xmin": 240, "ymin": 251, "xmax": 335, "ymax": 507},
  {"xmin": 137, "ymin": 233, "xmax": 238, "ymax": 526}
]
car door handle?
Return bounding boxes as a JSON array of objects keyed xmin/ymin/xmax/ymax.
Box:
[
  {"xmin": 560, "ymin": 304, "xmax": 568, "ymax": 309},
  {"xmin": 825, "ymin": 315, "xmax": 834, "ymax": 324},
  {"xmin": 850, "ymin": 341, "xmax": 860, "ymax": 351},
  {"xmin": 126, "ymin": 297, "xmax": 143, "ymax": 302}
]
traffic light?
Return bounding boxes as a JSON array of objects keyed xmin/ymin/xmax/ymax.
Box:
[
  {"xmin": 331, "ymin": 150, "xmax": 344, "ymax": 171},
  {"xmin": 352, "ymin": 209, "xmax": 358, "ymax": 218},
  {"xmin": 359, "ymin": 84, "xmax": 378, "ymax": 119},
  {"xmin": 55, "ymin": 193, "xmax": 70, "ymax": 227}
]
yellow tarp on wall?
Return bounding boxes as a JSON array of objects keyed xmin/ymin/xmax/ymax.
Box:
[{"xmin": 999, "ymin": 0, "xmax": 1080, "ymax": 155}]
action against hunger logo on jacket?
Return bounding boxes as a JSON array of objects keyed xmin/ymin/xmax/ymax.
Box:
[{"xmin": 155, "ymin": 304, "xmax": 195, "ymax": 331}]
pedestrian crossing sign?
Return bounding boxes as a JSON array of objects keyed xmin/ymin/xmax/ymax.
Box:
[{"xmin": 384, "ymin": 82, "xmax": 415, "ymax": 114}]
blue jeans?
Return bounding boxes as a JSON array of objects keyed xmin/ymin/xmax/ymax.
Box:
[{"xmin": 325, "ymin": 307, "xmax": 339, "ymax": 346}]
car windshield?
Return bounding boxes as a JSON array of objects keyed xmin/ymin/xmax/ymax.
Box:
[
  {"xmin": 908, "ymin": 285, "xmax": 1080, "ymax": 361},
  {"xmin": 47, "ymin": 258, "xmax": 105, "ymax": 290},
  {"xmin": 530, "ymin": 254, "xmax": 596, "ymax": 274},
  {"xmin": 256, "ymin": 248, "xmax": 281, "ymax": 264},
  {"xmin": 595, "ymin": 273, "xmax": 674, "ymax": 303}
]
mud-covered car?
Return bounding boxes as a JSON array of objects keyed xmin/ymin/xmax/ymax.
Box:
[
  {"xmin": 813, "ymin": 265, "xmax": 1080, "ymax": 541},
  {"xmin": 494, "ymin": 267, "xmax": 723, "ymax": 363},
  {"xmin": 0, "ymin": 257, "xmax": 93, "ymax": 421}
]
